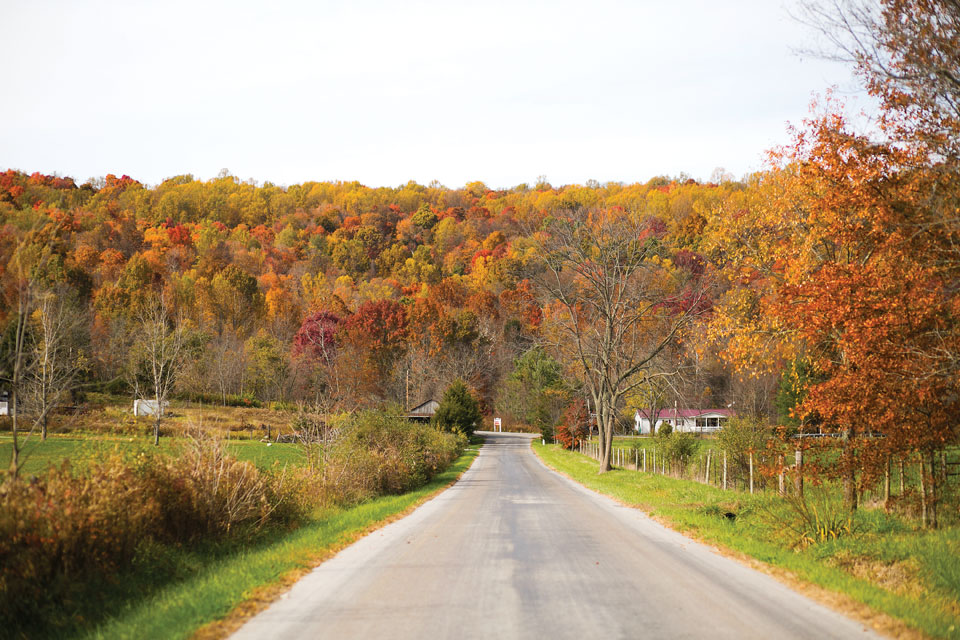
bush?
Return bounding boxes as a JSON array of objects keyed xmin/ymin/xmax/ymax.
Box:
[
  {"xmin": 174, "ymin": 391, "xmax": 262, "ymax": 408},
  {"xmin": 717, "ymin": 416, "xmax": 771, "ymax": 487},
  {"xmin": 0, "ymin": 434, "xmax": 298, "ymax": 630},
  {"xmin": 319, "ymin": 411, "xmax": 465, "ymax": 506},
  {"xmin": 556, "ymin": 399, "xmax": 590, "ymax": 450},
  {"xmin": 658, "ymin": 430, "xmax": 697, "ymax": 470}
]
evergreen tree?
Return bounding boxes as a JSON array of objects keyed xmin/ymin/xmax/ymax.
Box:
[{"xmin": 432, "ymin": 379, "xmax": 481, "ymax": 438}]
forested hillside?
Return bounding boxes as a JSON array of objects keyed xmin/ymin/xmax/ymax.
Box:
[{"xmin": 0, "ymin": 171, "xmax": 745, "ymax": 417}]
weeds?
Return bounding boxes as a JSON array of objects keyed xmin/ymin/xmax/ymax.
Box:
[{"xmin": 773, "ymin": 488, "xmax": 862, "ymax": 549}]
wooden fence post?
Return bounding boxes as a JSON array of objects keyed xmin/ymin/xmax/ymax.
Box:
[
  {"xmin": 795, "ymin": 449, "xmax": 803, "ymax": 497},
  {"xmin": 705, "ymin": 449, "xmax": 712, "ymax": 484},
  {"xmin": 778, "ymin": 454, "xmax": 785, "ymax": 495},
  {"xmin": 749, "ymin": 453, "xmax": 754, "ymax": 495},
  {"xmin": 722, "ymin": 450, "xmax": 727, "ymax": 490},
  {"xmin": 643, "ymin": 448, "xmax": 647, "ymax": 472}
]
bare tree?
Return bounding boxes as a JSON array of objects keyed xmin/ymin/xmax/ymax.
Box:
[
  {"xmin": 531, "ymin": 208, "xmax": 710, "ymax": 471},
  {"xmin": 127, "ymin": 295, "xmax": 187, "ymax": 446},
  {"xmin": 2, "ymin": 265, "xmax": 34, "ymax": 476},
  {"xmin": 24, "ymin": 289, "xmax": 87, "ymax": 440}
]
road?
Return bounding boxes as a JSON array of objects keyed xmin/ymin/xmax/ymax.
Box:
[{"xmin": 232, "ymin": 432, "xmax": 879, "ymax": 639}]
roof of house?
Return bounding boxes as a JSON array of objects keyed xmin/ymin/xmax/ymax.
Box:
[
  {"xmin": 634, "ymin": 408, "xmax": 734, "ymax": 420},
  {"xmin": 408, "ymin": 399, "xmax": 440, "ymax": 417}
]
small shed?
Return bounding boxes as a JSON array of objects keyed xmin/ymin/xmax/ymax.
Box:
[
  {"xmin": 407, "ymin": 399, "xmax": 440, "ymax": 423},
  {"xmin": 134, "ymin": 399, "xmax": 168, "ymax": 417}
]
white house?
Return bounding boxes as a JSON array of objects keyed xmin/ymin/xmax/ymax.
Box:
[{"xmin": 634, "ymin": 408, "xmax": 734, "ymax": 434}]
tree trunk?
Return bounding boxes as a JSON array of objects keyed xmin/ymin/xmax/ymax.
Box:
[
  {"xmin": 8, "ymin": 387, "xmax": 20, "ymax": 477},
  {"xmin": 883, "ymin": 455, "xmax": 891, "ymax": 511},
  {"xmin": 898, "ymin": 457, "xmax": 905, "ymax": 494},
  {"xmin": 919, "ymin": 453, "xmax": 928, "ymax": 528},
  {"xmin": 154, "ymin": 393, "xmax": 161, "ymax": 447}
]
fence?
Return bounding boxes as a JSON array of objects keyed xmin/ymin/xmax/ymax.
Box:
[
  {"xmin": 578, "ymin": 440, "xmax": 782, "ymax": 495},
  {"xmin": 577, "ymin": 439, "xmax": 960, "ymax": 504}
]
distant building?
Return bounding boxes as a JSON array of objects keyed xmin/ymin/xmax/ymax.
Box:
[
  {"xmin": 407, "ymin": 399, "xmax": 440, "ymax": 423},
  {"xmin": 133, "ymin": 399, "xmax": 168, "ymax": 417},
  {"xmin": 634, "ymin": 408, "xmax": 734, "ymax": 434}
]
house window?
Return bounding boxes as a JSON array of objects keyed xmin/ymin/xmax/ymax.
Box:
[{"xmin": 695, "ymin": 417, "xmax": 726, "ymax": 430}]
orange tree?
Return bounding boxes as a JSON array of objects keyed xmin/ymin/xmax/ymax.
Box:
[{"xmin": 709, "ymin": 109, "xmax": 960, "ymax": 518}]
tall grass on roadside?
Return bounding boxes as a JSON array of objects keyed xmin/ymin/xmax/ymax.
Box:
[{"xmin": 0, "ymin": 412, "xmax": 464, "ymax": 638}]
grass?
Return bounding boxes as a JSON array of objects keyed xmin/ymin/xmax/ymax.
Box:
[
  {"xmin": 0, "ymin": 433, "xmax": 305, "ymax": 476},
  {"xmin": 21, "ymin": 444, "xmax": 481, "ymax": 640},
  {"xmin": 533, "ymin": 441, "xmax": 960, "ymax": 639}
]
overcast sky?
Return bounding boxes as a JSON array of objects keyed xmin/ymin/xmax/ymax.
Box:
[{"xmin": 1, "ymin": 0, "xmax": 866, "ymax": 189}]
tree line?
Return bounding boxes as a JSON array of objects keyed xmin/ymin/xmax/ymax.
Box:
[{"xmin": 2, "ymin": 0, "xmax": 958, "ymax": 524}]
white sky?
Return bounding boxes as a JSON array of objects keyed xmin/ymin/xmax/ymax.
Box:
[{"xmin": 1, "ymin": 0, "xmax": 866, "ymax": 189}]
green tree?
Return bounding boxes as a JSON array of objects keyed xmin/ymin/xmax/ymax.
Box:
[{"xmin": 432, "ymin": 379, "xmax": 481, "ymax": 438}]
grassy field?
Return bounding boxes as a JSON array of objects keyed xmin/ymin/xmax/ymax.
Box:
[
  {"xmin": 533, "ymin": 441, "xmax": 960, "ymax": 639},
  {"xmin": 11, "ymin": 443, "xmax": 479, "ymax": 640},
  {"xmin": 3, "ymin": 393, "xmax": 300, "ymax": 442},
  {"xmin": 0, "ymin": 434, "xmax": 306, "ymax": 476}
]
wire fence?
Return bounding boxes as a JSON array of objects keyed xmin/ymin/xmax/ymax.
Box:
[
  {"xmin": 577, "ymin": 439, "xmax": 960, "ymax": 505},
  {"xmin": 579, "ymin": 440, "xmax": 772, "ymax": 493}
]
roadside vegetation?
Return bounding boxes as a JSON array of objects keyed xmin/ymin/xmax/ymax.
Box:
[
  {"xmin": 534, "ymin": 441, "xmax": 960, "ymax": 639},
  {"xmin": 0, "ymin": 409, "xmax": 470, "ymax": 640}
]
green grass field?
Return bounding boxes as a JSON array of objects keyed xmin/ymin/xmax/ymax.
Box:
[
  {"xmin": 0, "ymin": 434, "xmax": 306, "ymax": 476},
  {"xmin": 533, "ymin": 441, "xmax": 960, "ymax": 639}
]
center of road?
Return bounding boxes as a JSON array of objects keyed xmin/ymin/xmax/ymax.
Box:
[{"xmin": 232, "ymin": 432, "xmax": 878, "ymax": 639}]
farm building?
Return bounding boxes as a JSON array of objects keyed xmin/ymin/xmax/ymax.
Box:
[
  {"xmin": 634, "ymin": 408, "xmax": 734, "ymax": 434},
  {"xmin": 407, "ymin": 399, "xmax": 439, "ymax": 423}
]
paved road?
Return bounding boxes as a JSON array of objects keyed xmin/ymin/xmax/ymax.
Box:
[{"xmin": 232, "ymin": 432, "xmax": 879, "ymax": 639}]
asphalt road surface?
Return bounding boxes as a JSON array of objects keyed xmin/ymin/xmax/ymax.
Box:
[{"xmin": 232, "ymin": 432, "xmax": 879, "ymax": 639}]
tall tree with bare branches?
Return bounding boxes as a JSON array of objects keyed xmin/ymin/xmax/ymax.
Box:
[
  {"xmin": 127, "ymin": 295, "xmax": 187, "ymax": 446},
  {"xmin": 531, "ymin": 208, "xmax": 711, "ymax": 472}
]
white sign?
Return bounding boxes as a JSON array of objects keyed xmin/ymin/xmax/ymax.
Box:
[{"xmin": 493, "ymin": 417, "xmax": 502, "ymax": 432}]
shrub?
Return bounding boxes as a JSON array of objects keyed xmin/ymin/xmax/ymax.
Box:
[
  {"xmin": 717, "ymin": 416, "xmax": 771, "ymax": 487},
  {"xmin": 0, "ymin": 458, "xmax": 162, "ymax": 628},
  {"xmin": 174, "ymin": 432, "xmax": 276, "ymax": 537},
  {"xmin": 658, "ymin": 430, "xmax": 697, "ymax": 470},
  {"xmin": 556, "ymin": 399, "xmax": 590, "ymax": 450},
  {"xmin": 320, "ymin": 411, "xmax": 465, "ymax": 506},
  {"xmin": 0, "ymin": 433, "xmax": 298, "ymax": 630}
]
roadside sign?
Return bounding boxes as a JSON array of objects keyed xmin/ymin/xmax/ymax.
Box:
[{"xmin": 494, "ymin": 417, "xmax": 502, "ymax": 432}]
